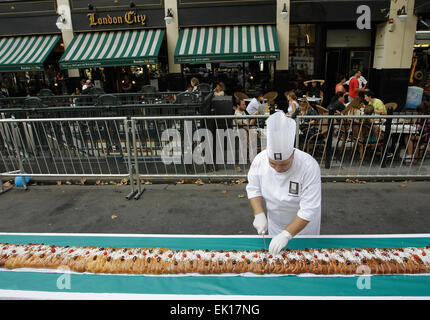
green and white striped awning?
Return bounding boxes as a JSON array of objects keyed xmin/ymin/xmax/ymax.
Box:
[
  {"xmin": 174, "ymin": 25, "xmax": 280, "ymax": 64},
  {"xmin": 0, "ymin": 35, "xmax": 60, "ymax": 72},
  {"xmin": 60, "ymin": 29, "xmax": 165, "ymax": 69}
]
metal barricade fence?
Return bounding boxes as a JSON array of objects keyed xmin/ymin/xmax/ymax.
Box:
[
  {"xmin": 0, "ymin": 117, "xmax": 143, "ymax": 199},
  {"xmin": 129, "ymin": 115, "xmax": 268, "ymax": 182},
  {"xmin": 296, "ymin": 114, "xmax": 430, "ymax": 180},
  {"xmin": 1, "ymin": 114, "xmax": 429, "ymax": 199}
]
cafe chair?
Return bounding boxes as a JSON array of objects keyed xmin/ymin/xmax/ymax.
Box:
[
  {"xmin": 197, "ymin": 83, "xmax": 212, "ymax": 95},
  {"xmin": 263, "ymin": 91, "xmax": 278, "ymax": 105},
  {"xmin": 88, "ymin": 87, "xmax": 105, "ymax": 95},
  {"xmin": 303, "ymin": 118, "xmax": 329, "ymax": 157},
  {"xmin": 24, "ymin": 97, "xmax": 45, "ymax": 109},
  {"xmin": 95, "ymin": 94, "xmax": 119, "ymax": 117},
  {"xmin": 407, "ymin": 132, "xmax": 429, "ymax": 164},
  {"xmin": 39, "ymin": 89, "xmax": 54, "ymax": 96},
  {"xmin": 351, "ymin": 121, "xmax": 385, "ymax": 161},
  {"xmin": 95, "ymin": 94, "xmax": 119, "ymax": 106},
  {"xmin": 315, "ymin": 105, "xmax": 329, "ymax": 115},
  {"xmin": 385, "ymin": 102, "xmax": 398, "ymax": 112},
  {"xmin": 140, "ymin": 85, "xmax": 157, "ymax": 94},
  {"xmin": 234, "ymin": 91, "xmax": 249, "ymax": 103}
]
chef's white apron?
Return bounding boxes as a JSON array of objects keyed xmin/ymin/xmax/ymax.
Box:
[{"xmin": 261, "ymin": 166, "xmax": 321, "ymax": 236}]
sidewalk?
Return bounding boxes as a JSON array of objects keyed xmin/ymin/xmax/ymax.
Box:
[{"xmin": 0, "ymin": 181, "xmax": 429, "ymax": 235}]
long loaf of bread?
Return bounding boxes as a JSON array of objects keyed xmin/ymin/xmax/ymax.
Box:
[{"xmin": 1, "ymin": 243, "xmax": 430, "ymax": 275}]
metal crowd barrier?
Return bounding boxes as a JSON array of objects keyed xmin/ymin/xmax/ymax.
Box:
[
  {"xmin": 0, "ymin": 103, "xmax": 202, "ymax": 119},
  {"xmin": 0, "ymin": 93, "xmax": 203, "ymax": 119},
  {"xmin": 296, "ymin": 114, "xmax": 430, "ymax": 180},
  {"xmin": 1, "ymin": 114, "xmax": 429, "ymax": 199},
  {"xmin": 0, "ymin": 117, "xmax": 143, "ymax": 199},
  {"xmin": 0, "ymin": 91, "xmax": 188, "ymax": 108}
]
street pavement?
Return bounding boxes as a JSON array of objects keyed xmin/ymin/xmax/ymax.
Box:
[{"xmin": 0, "ymin": 180, "xmax": 429, "ymax": 235}]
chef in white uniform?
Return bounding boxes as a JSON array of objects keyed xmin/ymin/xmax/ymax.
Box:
[{"xmin": 246, "ymin": 111, "xmax": 321, "ymax": 255}]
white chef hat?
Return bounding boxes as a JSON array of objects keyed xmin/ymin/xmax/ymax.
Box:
[{"xmin": 266, "ymin": 111, "xmax": 296, "ymax": 161}]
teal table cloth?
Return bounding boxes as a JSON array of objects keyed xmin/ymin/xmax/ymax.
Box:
[{"xmin": 1, "ymin": 233, "xmax": 429, "ymax": 298}]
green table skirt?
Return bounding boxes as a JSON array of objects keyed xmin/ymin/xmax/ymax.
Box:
[{"xmin": 1, "ymin": 233, "xmax": 430, "ymax": 297}]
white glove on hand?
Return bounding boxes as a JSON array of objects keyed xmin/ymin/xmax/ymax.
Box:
[
  {"xmin": 269, "ymin": 230, "xmax": 293, "ymax": 255},
  {"xmin": 252, "ymin": 213, "xmax": 268, "ymax": 235}
]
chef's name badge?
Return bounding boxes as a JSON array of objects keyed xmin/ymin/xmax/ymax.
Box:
[{"xmin": 289, "ymin": 181, "xmax": 299, "ymax": 196}]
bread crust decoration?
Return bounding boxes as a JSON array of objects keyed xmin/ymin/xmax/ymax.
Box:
[{"xmin": 1, "ymin": 243, "xmax": 430, "ymax": 275}]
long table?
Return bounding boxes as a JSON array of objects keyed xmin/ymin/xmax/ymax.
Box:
[{"xmin": 0, "ymin": 233, "xmax": 430, "ymax": 299}]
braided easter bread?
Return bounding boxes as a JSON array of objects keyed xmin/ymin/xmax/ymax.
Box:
[{"xmin": 1, "ymin": 243, "xmax": 429, "ymax": 275}]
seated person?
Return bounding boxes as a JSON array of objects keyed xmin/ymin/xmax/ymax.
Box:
[
  {"xmin": 403, "ymin": 102, "xmax": 430, "ymax": 161},
  {"xmin": 292, "ymin": 99, "xmax": 319, "ymax": 147},
  {"xmin": 213, "ymin": 82, "xmax": 225, "ymax": 96},
  {"xmin": 245, "ymin": 91, "xmax": 264, "ymax": 115},
  {"xmin": 234, "ymin": 99, "xmax": 255, "ymax": 128},
  {"xmin": 335, "ymin": 74, "xmax": 347, "ymax": 104},
  {"xmin": 304, "ymin": 79, "xmax": 325, "ymax": 101},
  {"xmin": 327, "ymin": 91, "xmax": 346, "ymax": 114},
  {"xmin": 286, "ymin": 91, "xmax": 300, "ymax": 116},
  {"xmin": 364, "ymin": 91, "xmax": 386, "ymax": 115},
  {"xmin": 190, "ymin": 77, "xmax": 200, "ymax": 92},
  {"xmin": 362, "ymin": 105, "xmax": 381, "ymax": 144},
  {"xmin": 344, "ymin": 96, "xmax": 365, "ymax": 116}
]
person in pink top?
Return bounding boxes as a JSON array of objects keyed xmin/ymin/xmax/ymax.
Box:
[{"xmin": 335, "ymin": 74, "xmax": 347, "ymax": 104}]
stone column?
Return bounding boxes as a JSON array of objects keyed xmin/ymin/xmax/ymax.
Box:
[
  {"xmin": 56, "ymin": 0, "xmax": 80, "ymax": 91},
  {"xmin": 164, "ymin": 0, "xmax": 183, "ymax": 90},
  {"xmin": 372, "ymin": 0, "xmax": 417, "ymax": 108},
  {"xmin": 274, "ymin": 0, "xmax": 290, "ymax": 106}
]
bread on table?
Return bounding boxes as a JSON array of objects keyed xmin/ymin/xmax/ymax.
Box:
[{"xmin": 1, "ymin": 243, "xmax": 429, "ymax": 275}]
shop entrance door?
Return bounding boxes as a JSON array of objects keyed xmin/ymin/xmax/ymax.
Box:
[
  {"xmin": 349, "ymin": 50, "xmax": 371, "ymax": 83},
  {"xmin": 324, "ymin": 49, "xmax": 343, "ymax": 106},
  {"xmin": 324, "ymin": 48, "xmax": 371, "ymax": 106}
]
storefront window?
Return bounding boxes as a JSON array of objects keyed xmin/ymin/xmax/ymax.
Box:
[
  {"xmin": 182, "ymin": 60, "xmax": 275, "ymax": 96},
  {"xmin": 79, "ymin": 63, "xmax": 165, "ymax": 94},
  {"xmin": 288, "ymin": 24, "xmax": 316, "ymax": 93},
  {"xmin": 289, "ymin": 24, "xmax": 316, "ymax": 47}
]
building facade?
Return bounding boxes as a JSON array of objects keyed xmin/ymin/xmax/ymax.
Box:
[{"xmin": 0, "ymin": 0, "xmax": 422, "ymax": 109}]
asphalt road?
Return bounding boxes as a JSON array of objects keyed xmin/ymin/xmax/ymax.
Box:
[{"xmin": 0, "ymin": 180, "xmax": 429, "ymax": 236}]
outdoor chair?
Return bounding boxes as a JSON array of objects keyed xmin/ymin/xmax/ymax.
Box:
[
  {"xmin": 234, "ymin": 91, "xmax": 249, "ymax": 103},
  {"xmin": 140, "ymin": 85, "xmax": 157, "ymax": 94},
  {"xmin": 304, "ymin": 117, "xmax": 329, "ymax": 158},
  {"xmin": 95, "ymin": 94, "xmax": 119, "ymax": 117},
  {"xmin": 315, "ymin": 104, "xmax": 329, "ymax": 115},
  {"xmin": 88, "ymin": 87, "xmax": 105, "ymax": 95},
  {"xmin": 175, "ymin": 92, "xmax": 198, "ymax": 104},
  {"xmin": 197, "ymin": 83, "xmax": 212, "ymax": 96},
  {"xmin": 23, "ymin": 97, "xmax": 45, "ymax": 109},
  {"xmin": 351, "ymin": 120, "xmax": 385, "ymax": 161},
  {"xmin": 39, "ymin": 89, "xmax": 54, "ymax": 96},
  {"xmin": 385, "ymin": 102, "xmax": 398, "ymax": 112},
  {"xmin": 39, "ymin": 89, "xmax": 56, "ymax": 107},
  {"xmin": 263, "ymin": 91, "xmax": 278, "ymax": 105},
  {"xmin": 406, "ymin": 131, "xmax": 429, "ymax": 164},
  {"xmin": 95, "ymin": 94, "xmax": 119, "ymax": 106}
]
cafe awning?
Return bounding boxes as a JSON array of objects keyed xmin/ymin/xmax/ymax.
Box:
[
  {"xmin": 174, "ymin": 25, "xmax": 280, "ymax": 64},
  {"xmin": 60, "ymin": 29, "xmax": 165, "ymax": 69},
  {"xmin": 0, "ymin": 35, "xmax": 60, "ymax": 72}
]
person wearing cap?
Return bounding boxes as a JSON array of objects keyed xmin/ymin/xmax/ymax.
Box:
[{"xmin": 246, "ymin": 111, "xmax": 321, "ymax": 255}]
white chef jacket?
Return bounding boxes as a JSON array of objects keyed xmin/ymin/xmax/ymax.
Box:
[
  {"xmin": 246, "ymin": 149, "xmax": 321, "ymax": 236},
  {"xmin": 246, "ymin": 98, "xmax": 260, "ymax": 115}
]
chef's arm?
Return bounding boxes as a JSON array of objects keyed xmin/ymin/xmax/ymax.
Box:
[
  {"xmin": 284, "ymin": 216, "xmax": 309, "ymax": 237},
  {"xmin": 249, "ymin": 196, "xmax": 264, "ymax": 215}
]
